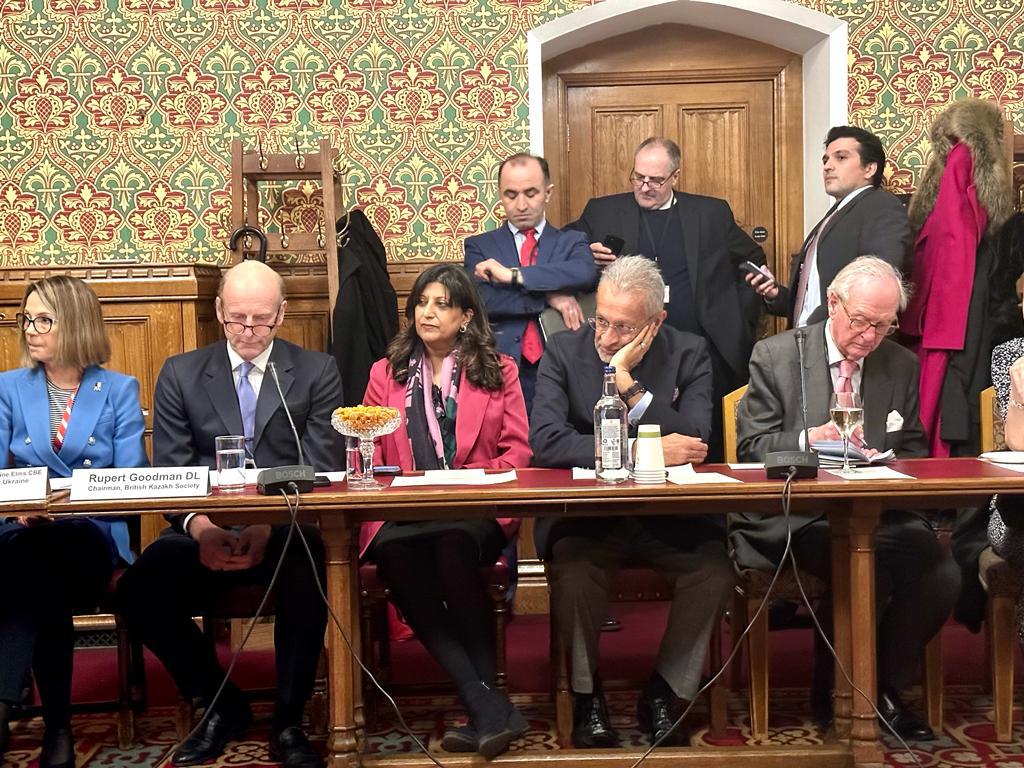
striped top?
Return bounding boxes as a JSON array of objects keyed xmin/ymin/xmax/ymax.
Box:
[{"xmin": 46, "ymin": 377, "xmax": 77, "ymax": 441}]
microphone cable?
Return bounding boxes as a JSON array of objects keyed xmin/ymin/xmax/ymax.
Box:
[
  {"xmin": 153, "ymin": 513, "xmax": 299, "ymax": 768},
  {"xmin": 279, "ymin": 485, "xmax": 450, "ymax": 768}
]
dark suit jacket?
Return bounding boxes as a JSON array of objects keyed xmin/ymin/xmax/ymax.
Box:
[
  {"xmin": 731, "ymin": 320, "xmax": 926, "ymax": 570},
  {"xmin": 767, "ymin": 186, "xmax": 911, "ymax": 326},
  {"xmin": 568, "ymin": 191, "xmax": 765, "ymax": 381},
  {"xmin": 154, "ymin": 339, "xmax": 344, "ymax": 533},
  {"xmin": 464, "ymin": 222, "xmax": 596, "ymax": 362},
  {"xmin": 529, "ymin": 323, "xmax": 715, "ymax": 558}
]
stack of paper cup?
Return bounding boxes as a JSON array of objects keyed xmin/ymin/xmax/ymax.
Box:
[{"xmin": 633, "ymin": 424, "xmax": 666, "ymax": 483}]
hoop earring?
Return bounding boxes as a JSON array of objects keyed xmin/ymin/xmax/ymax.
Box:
[{"xmin": 459, "ymin": 323, "xmax": 468, "ymax": 334}]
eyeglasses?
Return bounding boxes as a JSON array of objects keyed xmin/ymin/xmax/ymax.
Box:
[
  {"xmin": 588, "ymin": 314, "xmax": 655, "ymax": 338},
  {"xmin": 629, "ymin": 172, "xmax": 675, "ymax": 189},
  {"xmin": 222, "ymin": 320, "xmax": 277, "ymax": 337},
  {"xmin": 17, "ymin": 313, "xmax": 55, "ymax": 334},
  {"xmin": 837, "ymin": 297, "xmax": 899, "ymax": 336}
]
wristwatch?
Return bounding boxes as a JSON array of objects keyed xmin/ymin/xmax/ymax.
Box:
[
  {"xmin": 622, "ymin": 379, "xmax": 646, "ymax": 401},
  {"xmin": 510, "ymin": 267, "xmax": 520, "ymax": 287}
]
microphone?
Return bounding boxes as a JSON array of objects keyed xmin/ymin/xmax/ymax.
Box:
[
  {"xmin": 257, "ymin": 361, "xmax": 315, "ymax": 494},
  {"xmin": 764, "ymin": 328, "xmax": 819, "ymax": 479}
]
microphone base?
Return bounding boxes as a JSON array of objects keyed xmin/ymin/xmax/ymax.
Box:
[
  {"xmin": 764, "ymin": 451, "xmax": 819, "ymax": 479},
  {"xmin": 257, "ymin": 465, "xmax": 315, "ymax": 494}
]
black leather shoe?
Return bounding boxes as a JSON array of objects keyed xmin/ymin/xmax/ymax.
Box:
[
  {"xmin": 269, "ymin": 726, "xmax": 323, "ymax": 768},
  {"xmin": 637, "ymin": 690, "xmax": 689, "ymax": 747},
  {"xmin": 877, "ymin": 689, "xmax": 935, "ymax": 742},
  {"xmin": 571, "ymin": 692, "xmax": 619, "ymax": 749},
  {"xmin": 172, "ymin": 701, "xmax": 254, "ymax": 766},
  {"xmin": 40, "ymin": 725, "xmax": 75, "ymax": 768},
  {"xmin": 440, "ymin": 724, "xmax": 477, "ymax": 753}
]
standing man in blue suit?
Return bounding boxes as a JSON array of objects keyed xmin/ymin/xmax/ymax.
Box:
[{"xmin": 465, "ymin": 154, "xmax": 597, "ymax": 411}]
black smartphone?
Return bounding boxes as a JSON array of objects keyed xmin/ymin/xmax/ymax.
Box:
[
  {"xmin": 313, "ymin": 475, "xmax": 331, "ymax": 487},
  {"xmin": 738, "ymin": 260, "xmax": 771, "ymax": 280},
  {"xmin": 601, "ymin": 234, "xmax": 625, "ymax": 256}
]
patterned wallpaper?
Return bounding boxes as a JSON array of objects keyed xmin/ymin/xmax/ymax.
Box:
[{"xmin": 0, "ymin": 0, "xmax": 1021, "ymax": 267}]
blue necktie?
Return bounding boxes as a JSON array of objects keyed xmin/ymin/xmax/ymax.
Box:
[{"xmin": 237, "ymin": 361, "xmax": 257, "ymax": 454}]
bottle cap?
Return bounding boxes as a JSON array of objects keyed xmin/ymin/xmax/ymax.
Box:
[{"xmin": 604, "ymin": 365, "xmax": 615, "ymax": 374}]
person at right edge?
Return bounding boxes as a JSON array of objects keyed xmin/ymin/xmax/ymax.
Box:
[{"xmin": 731, "ymin": 257, "xmax": 959, "ymax": 741}]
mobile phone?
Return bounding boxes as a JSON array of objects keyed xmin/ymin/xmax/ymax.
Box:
[
  {"xmin": 738, "ymin": 261, "xmax": 771, "ymax": 280},
  {"xmin": 601, "ymin": 235, "xmax": 625, "ymax": 256},
  {"xmin": 373, "ymin": 465, "xmax": 402, "ymax": 475},
  {"xmin": 313, "ymin": 474, "xmax": 332, "ymax": 487}
]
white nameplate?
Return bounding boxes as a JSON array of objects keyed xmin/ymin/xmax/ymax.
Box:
[
  {"xmin": 0, "ymin": 467, "xmax": 49, "ymax": 502},
  {"xmin": 70, "ymin": 467, "xmax": 210, "ymax": 501}
]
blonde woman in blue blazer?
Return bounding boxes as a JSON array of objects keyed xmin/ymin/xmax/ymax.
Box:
[{"xmin": 0, "ymin": 276, "xmax": 146, "ymax": 768}]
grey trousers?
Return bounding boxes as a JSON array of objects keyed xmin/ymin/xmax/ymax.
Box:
[{"xmin": 547, "ymin": 516, "xmax": 735, "ymax": 700}]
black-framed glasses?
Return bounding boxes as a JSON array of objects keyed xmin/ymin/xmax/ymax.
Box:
[
  {"xmin": 837, "ymin": 297, "xmax": 899, "ymax": 336},
  {"xmin": 629, "ymin": 171, "xmax": 675, "ymax": 189},
  {"xmin": 588, "ymin": 314, "xmax": 656, "ymax": 338},
  {"xmin": 222, "ymin": 320, "xmax": 277, "ymax": 337},
  {"xmin": 17, "ymin": 312, "xmax": 55, "ymax": 334}
]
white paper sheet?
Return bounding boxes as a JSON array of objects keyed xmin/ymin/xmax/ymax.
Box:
[
  {"xmin": 823, "ymin": 466, "xmax": 915, "ymax": 480},
  {"xmin": 49, "ymin": 477, "xmax": 72, "ymax": 491},
  {"xmin": 727, "ymin": 463, "xmax": 763, "ymax": 470},
  {"xmin": 389, "ymin": 469, "xmax": 517, "ymax": 487},
  {"xmin": 667, "ymin": 465, "xmax": 742, "ymax": 484},
  {"xmin": 572, "ymin": 468, "xmax": 597, "ymax": 480}
]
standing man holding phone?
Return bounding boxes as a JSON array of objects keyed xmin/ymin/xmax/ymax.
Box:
[
  {"xmin": 746, "ymin": 126, "xmax": 910, "ymax": 328},
  {"xmin": 568, "ymin": 137, "xmax": 766, "ymax": 461},
  {"xmin": 465, "ymin": 153, "xmax": 597, "ymax": 412}
]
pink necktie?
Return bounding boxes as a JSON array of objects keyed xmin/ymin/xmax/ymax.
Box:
[
  {"xmin": 519, "ymin": 228, "xmax": 543, "ymax": 364},
  {"xmin": 836, "ymin": 358, "xmax": 857, "ymax": 394},
  {"xmin": 792, "ymin": 206, "xmax": 838, "ymax": 324}
]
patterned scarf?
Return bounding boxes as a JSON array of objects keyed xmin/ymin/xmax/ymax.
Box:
[{"xmin": 404, "ymin": 346, "xmax": 460, "ymax": 470}]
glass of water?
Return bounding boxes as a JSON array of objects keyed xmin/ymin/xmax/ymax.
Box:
[
  {"xmin": 829, "ymin": 392, "xmax": 864, "ymax": 476},
  {"xmin": 215, "ymin": 435, "xmax": 247, "ymax": 492}
]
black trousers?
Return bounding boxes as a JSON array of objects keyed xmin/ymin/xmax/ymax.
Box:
[
  {"xmin": 791, "ymin": 512, "xmax": 960, "ymax": 692},
  {"xmin": 0, "ymin": 518, "xmax": 111, "ymax": 726},
  {"xmin": 116, "ymin": 524, "xmax": 327, "ymax": 729}
]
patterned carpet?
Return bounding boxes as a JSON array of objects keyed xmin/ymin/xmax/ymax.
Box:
[{"xmin": 3, "ymin": 686, "xmax": 1022, "ymax": 768}]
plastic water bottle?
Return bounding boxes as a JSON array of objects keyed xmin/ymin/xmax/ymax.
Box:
[{"xmin": 594, "ymin": 365, "xmax": 628, "ymax": 483}]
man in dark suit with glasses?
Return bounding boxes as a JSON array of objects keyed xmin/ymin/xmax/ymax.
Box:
[
  {"xmin": 118, "ymin": 260, "xmax": 343, "ymax": 768},
  {"xmin": 568, "ymin": 137, "xmax": 766, "ymax": 461}
]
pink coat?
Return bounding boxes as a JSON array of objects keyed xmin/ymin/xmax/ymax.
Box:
[{"xmin": 358, "ymin": 354, "xmax": 532, "ymax": 556}]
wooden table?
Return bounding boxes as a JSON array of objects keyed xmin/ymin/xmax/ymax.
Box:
[{"xmin": 47, "ymin": 457, "xmax": 1024, "ymax": 768}]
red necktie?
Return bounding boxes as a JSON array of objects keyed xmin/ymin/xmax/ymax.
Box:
[
  {"xmin": 519, "ymin": 228, "xmax": 543, "ymax": 364},
  {"xmin": 836, "ymin": 358, "xmax": 857, "ymax": 394}
]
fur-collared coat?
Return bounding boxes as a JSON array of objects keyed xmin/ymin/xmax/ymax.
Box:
[{"xmin": 905, "ymin": 98, "xmax": 1013, "ymax": 458}]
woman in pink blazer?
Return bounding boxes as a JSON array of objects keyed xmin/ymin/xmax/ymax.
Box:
[{"xmin": 362, "ymin": 263, "xmax": 531, "ymax": 759}]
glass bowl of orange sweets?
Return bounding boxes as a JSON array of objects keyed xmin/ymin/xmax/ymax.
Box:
[{"xmin": 331, "ymin": 405, "xmax": 402, "ymax": 489}]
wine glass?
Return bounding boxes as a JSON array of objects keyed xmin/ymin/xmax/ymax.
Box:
[
  {"xmin": 331, "ymin": 410, "xmax": 402, "ymax": 490},
  {"xmin": 829, "ymin": 391, "xmax": 864, "ymax": 476}
]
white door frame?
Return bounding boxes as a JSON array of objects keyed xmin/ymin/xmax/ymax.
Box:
[{"xmin": 528, "ymin": 0, "xmax": 847, "ymax": 230}]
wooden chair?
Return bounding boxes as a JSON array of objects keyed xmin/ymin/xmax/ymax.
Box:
[
  {"xmin": 978, "ymin": 384, "xmax": 1020, "ymax": 741},
  {"xmin": 723, "ymin": 384, "xmax": 943, "ymax": 737},
  {"xmin": 358, "ymin": 558, "xmax": 512, "ymax": 727},
  {"xmin": 549, "ymin": 567, "xmax": 729, "ymax": 747}
]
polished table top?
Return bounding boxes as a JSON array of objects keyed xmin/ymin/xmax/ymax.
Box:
[{"xmin": 38, "ymin": 457, "xmax": 1024, "ymax": 520}]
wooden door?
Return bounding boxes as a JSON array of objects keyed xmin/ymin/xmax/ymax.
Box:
[
  {"xmin": 543, "ymin": 23, "xmax": 804, "ymax": 283},
  {"xmin": 565, "ymin": 80, "xmax": 776, "ymax": 262}
]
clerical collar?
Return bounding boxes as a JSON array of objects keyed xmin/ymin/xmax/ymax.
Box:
[{"xmin": 643, "ymin": 194, "xmax": 676, "ymax": 212}]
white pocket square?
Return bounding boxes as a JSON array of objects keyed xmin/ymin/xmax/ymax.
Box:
[{"xmin": 885, "ymin": 410, "xmax": 903, "ymax": 432}]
